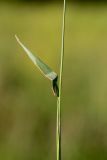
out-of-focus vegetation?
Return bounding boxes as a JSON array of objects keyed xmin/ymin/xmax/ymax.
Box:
[
  {"xmin": 0, "ymin": 1, "xmax": 107, "ymax": 160},
  {"xmin": 1, "ymin": 0, "xmax": 107, "ymax": 3}
]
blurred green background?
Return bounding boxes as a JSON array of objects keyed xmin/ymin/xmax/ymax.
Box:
[{"xmin": 0, "ymin": 0, "xmax": 107, "ymax": 160}]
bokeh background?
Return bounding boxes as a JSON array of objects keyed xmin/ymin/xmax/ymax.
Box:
[{"xmin": 0, "ymin": 0, "xmax": 107, "ymax": 160}]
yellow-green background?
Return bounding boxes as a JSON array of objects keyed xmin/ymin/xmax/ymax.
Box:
[{"xmin": 0, "ymin": 1, "xmax": 107, "ymax": 160}]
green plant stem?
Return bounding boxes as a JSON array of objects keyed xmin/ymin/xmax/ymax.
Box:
[{"xmin": 56, "ymin": 0, "xmax": 66, "ymax": 160}]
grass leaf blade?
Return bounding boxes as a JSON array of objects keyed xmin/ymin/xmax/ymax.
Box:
[{"xmin": 15, "ymin": 35, "xmax": 57, "ymax": 82}]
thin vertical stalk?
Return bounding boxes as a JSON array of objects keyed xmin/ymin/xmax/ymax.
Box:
[{"xmin": 56, "ymin": 0, "xmax": 66, "ymax": 160}]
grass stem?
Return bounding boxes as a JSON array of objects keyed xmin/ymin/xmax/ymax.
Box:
[{"xmin": 56, "ymin": 0, "xmax": 66, "ymax": 160}]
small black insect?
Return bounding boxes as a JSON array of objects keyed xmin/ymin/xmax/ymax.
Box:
[{"xmin": 52, "ymin": 76, "xmax": 59, "ymax": 97}]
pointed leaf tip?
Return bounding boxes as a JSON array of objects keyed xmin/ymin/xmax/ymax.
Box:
[{"xmin": 15, "ymin": 35, "xmax": 19, "ymax": 42}]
